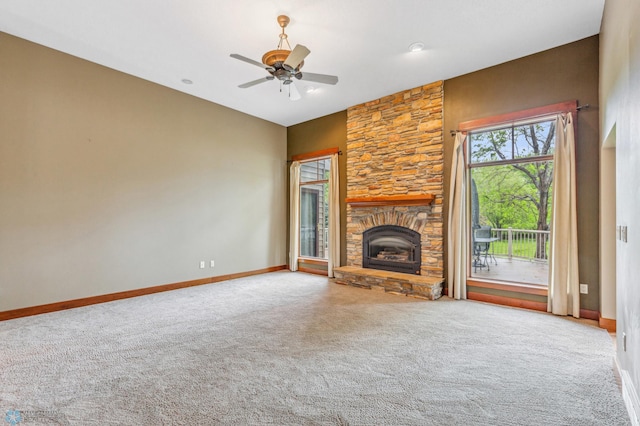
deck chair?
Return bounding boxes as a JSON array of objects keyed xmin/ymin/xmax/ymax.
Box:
[{"xmin": 474, "ymin": 226, "xmax": 497, "ymax": 271}]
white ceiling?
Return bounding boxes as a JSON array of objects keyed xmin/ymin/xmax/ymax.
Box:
[{"xmin": 0, "ymin": 1, "xmax": 604, "ymax": 127}]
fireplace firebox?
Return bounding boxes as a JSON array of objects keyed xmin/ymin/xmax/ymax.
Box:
[{"xmin": 362, "ymin": 225, "xmax": 421, "ymax": 275}]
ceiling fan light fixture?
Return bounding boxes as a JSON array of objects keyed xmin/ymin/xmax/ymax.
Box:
[
  {"xmin": 230, "ymin": 15, "xmax": 338, "ymax": 99},
  {"xmin": 408, "ymin": 42, "xmax": 425, "ymax": 52},
  {"xmin": 262, "ymin": 49, "xmax": 292, "ymax": 67}
]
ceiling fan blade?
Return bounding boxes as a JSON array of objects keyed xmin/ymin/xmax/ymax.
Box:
[
  {"xmin": 238, "ymin": 77, "xmax": 272, "ymax": 88},
  {"xmin": 284, "ymin": 44, "xmax": 310, "ymax": 70},
  {"xmin": 288, "ymin": 82, "xmax": 301, "ymax": 101},
  {"xmin": 230, "ymin": 54, "xmax": 271, "ymax": 70},
  {"xmin": 299, "ymin": 72, "xmax": 339, "ymax": 85}
]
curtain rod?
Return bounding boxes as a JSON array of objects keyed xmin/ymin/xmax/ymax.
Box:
[{"xmin": 449, "ymin": 104, "xmax": 590, "ymax": 136}]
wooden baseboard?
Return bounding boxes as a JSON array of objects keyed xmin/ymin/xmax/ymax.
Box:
[
  {"xmin": 0, "ymin": 265, "xmax": 287, "ymax": 321},
  {"xmin": 467, "ymin": 289, "xmax": 600, "ymax": 322},
  {"xmin": 580, "ymin": 309, "xmax": 599, "ymax": 321},
  {"xmin": 467, "ymin": 291, "xmax": 548, "ymax": 312},
  {"xmin": 599, "ymin": 315, "xmax": 616, "ymax": 332},
  {"xmin": 298, "ymin": 267, "xmax": 329, "ymax": 276},
  {"xmin": 298, "ymin": 258, "xmax": 328, "ymax": 266}
]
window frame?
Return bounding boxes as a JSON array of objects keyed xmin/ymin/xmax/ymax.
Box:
[
  {"xmin": 457, "ymin": 100, "xmax": 578, "ymax": 296},
  {"xmin": 291, "ymin": 147, "xmax": 339, "ymax": 263},
  {"xmin": 467, "ymin": 117, "xmax": 556, "ymax": 169}
]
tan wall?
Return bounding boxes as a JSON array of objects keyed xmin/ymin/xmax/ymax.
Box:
[
  {"xmin": 287, "ymin": 111, "xmax": 348, "ymax": 267},
  {"xmin": 601, "ymin": 0, "xmax": 640, "ymax": 420},
  {"xmin": 443, "ymin": 36, "xmax": 601, "ymax": 311},
  {"xmin": 0, "ymin": 33, "xmax": 287, "ymax": 311}
]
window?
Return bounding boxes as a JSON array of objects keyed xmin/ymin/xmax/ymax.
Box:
[
  {"xmin": 468, "ymin": 118, "xmax": 556, "ymax": 286},
  {"xmin": 470, "ymin": 120, "xmax": 556, "ymax": 164},
  {"xmin": 299, "ymin": 157, "xmax": 330, "ymax": 259}
]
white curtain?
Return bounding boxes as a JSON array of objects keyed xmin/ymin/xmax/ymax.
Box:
[
  {"xmin": 327, "ymin": 153, "xmax": 341, "ymax": 277},
  {"xmin": 447, "ymin": 132, "xmax": 468, "ymax": 299},
  {"xmin": 547, "ymin": 113, "xmax": 579, "ymax": 317},
  {"xmin": 289, "ymin": 161, "xmax": 301, "ymax": 272}
]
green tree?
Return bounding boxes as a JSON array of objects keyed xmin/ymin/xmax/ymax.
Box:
[
  {"xmin": 471, "ymin": 122, "xmax": 555, "ymax": 259},
  {"xmin": 473, "ymin": 166, "xmax": 538, "ymax": 230}
]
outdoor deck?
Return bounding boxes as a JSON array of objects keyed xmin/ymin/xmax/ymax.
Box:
[{"xmin": 471, "ymin": 256, "xmax": 549, "ymax": 286}]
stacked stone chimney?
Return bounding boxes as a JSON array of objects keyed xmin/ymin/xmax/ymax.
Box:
[{"xmin": 345, "ymin": 81, "xmax": 444, "ymax": 278}]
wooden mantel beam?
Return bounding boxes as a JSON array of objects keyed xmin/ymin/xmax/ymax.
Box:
[{"xmin": 345, "ymin": 194, "xmax": 435, "ymax": 207}]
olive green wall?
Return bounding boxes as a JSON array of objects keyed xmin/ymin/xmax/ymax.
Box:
[
  {"xmin": 0, "ymin": 33, "xmax": 287, "ymax": 312},
  {"xmin": 288, "ymin": 37, "xmax": 601, "ymax": 312},
  {"xmin": 287, "ymin": 111, "xmax": 348, "ymax": 268},
  {"xmin": 443, "ymin": 35, "xmax": 601, "ymax": 311}
]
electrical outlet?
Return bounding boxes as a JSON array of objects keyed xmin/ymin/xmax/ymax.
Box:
[
  {"xmin": 199, "ymin": 261, "xmax": 205, "ymax": 269},
  {"xmin": 210, "ymin": 260, "xmax": 215, "ymax": 268},
  {"xmin": 579, "ymin": 284, "xmax": 588, "ymax": 294}
]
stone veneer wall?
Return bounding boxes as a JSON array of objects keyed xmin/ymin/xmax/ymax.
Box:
[{"xmin": 346, "ymin": 81, "xmax": 444, "ymax": 277}]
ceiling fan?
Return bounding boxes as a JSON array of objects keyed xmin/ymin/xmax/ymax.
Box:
[{"xmin": 230, "ymin": 15, "xmax": 338, "ymax": 100}]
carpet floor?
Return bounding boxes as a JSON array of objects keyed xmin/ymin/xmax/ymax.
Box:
[{"xmin": 0, "ymin": 271, "xmax": 630, "ymax": 425}]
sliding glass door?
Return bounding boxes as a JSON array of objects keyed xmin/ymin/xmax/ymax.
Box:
[
  {"xmin": 468, "ymin": 119, "xmax": 555, "ymax": 285},
  {"xmin": 299, "ymin": 157, "xmax": 330, "ymax": 260}
]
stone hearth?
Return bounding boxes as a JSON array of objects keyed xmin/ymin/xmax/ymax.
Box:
[{"xmin": 334, "ymin": 266, "xmax": 444, "ymax": 300}]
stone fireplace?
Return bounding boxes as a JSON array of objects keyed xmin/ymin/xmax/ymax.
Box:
[{"xmin": 333, "ymin": 81, "xmax": 445, "ymax": 299}]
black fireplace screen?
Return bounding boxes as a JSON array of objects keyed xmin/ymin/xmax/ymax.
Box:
[{"xmin": 363, "ymin": 225, "xmax": 421, "ymax": 275}]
